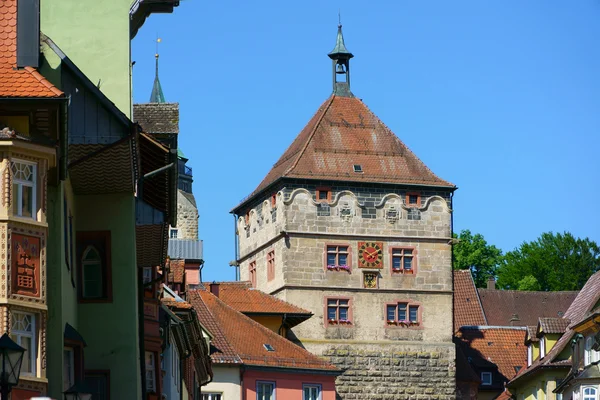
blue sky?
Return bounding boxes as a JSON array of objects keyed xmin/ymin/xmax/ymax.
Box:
[{"xmin": 132, "ymin": 1, "xmax": 600, "ymax": 282}]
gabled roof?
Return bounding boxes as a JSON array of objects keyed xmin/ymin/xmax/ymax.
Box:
[
  {"xmin": 454, "ymin": 270, "xmax": 487, "ymax": 332},
  {"xmin": 235, "ymin": 94, "xmax": 454, "ymax": 211},
  {"xmin": 188, "ymin": 288, "xmax": 338, "ymax": 372},
  {"xmin": 478, "ymin": 288, "xmax": 578, "ymax": 327},
  {"xmin": 457, "ymin": 326, "xmax": 527, "ymax": 386},
  {"xmin": 526, "ymin": 326, "xmax": 539, "ymax": 343},
  {"xmin": 538, "ymin": 317, "xmax": 571, "ymax": 335},
  {"xmin": 133, "ymin": 103, "xmax": 180, "ymax": 134},
  {"xmin": 0, "ymin": 0, "xmax": 62, "ymax": 98},
  {"xmin": 509, "ymin": 271, "xmax": 600, "ymax": 386}
]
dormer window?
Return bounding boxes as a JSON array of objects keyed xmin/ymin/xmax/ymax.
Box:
[
  {"xmin": 353, "ymin": 164, "xmax": 363, "ymax": 173},
  {"xmin": 527, "ymin": 344, "xmax": 533, "ymax": 366},
  {"xmin": 540, "ymin": 336, "xmax": 546, "ymax": 358},
  {"xmin": 481, "ymin": 372, "xmax": 492, "ymax": 385},
  {"xmin": 11, "ymin": 159, "xmax": 37, "ymax": 220}
]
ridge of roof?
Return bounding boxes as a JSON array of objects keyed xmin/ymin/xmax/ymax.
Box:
[
  {"xmin": 0, "ymin": 1, "xmax": 63, "ymax": 98},
  {"xmin": 188, "ymin": 288, "xmax": 337, "ymax": 371},
  {"xmin": 233, "ymin": 93, "xmax": 455, "ymax": 212}
]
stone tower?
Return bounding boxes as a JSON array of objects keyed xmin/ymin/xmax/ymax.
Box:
[{"xmin": 232, "ymin": 25, "xmax": 457, "ymax": 399}]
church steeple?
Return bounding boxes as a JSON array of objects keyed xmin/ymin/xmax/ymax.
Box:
[
  {"xmin": 150, "ymin": 51, "xmax": 166, "ymax": 103},
  {"xmin": 328, "ymin": 24, "xmax": 354, "ymax": 97}
]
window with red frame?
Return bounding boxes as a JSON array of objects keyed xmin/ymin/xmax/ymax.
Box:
[
  {"xmin": 386, "ymin": 302, "xmax": 420, "ymax": 326},
  {"xmin": 270, "ymin": 193, "xmax": 277, "ymax": 207},
  {"xmin": 316, "ymin": 187, "xmax": 331, "ymax": 202},
  {"xmin": 326, "ymin": 245, "xmax": 349, "ymax": 271},
  {"xmin": 249, "ymin": 261, "xmax": 257, "ymax": 287},
  {"xmin": 267, "ymin": 250, "xmax": 275, "ymax": 281},
  {"xmin": 391, "ymin": 248, "xmax": 415, "ymax": 274},
  {"xmin": 406, "ymin": 192, "xmax": 421, "ymax": 207},
  {"xmin": 327, "ymin": 298, "xmax": 351, "ymax": 324}
]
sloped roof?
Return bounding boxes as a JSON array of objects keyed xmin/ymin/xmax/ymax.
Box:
[
  {"xmin": 538, "ymin": 317, "xmax": 571, "ymax": 335},
  {"xmin": 526, "ymin": 326, "xmax": 539, "ymax": 343},
  {"xmin": 457, "ymin": 327, "xmax": 527, "ymax": 383},
  {"xmin": 203, "ymin": 281, "xmax": 312, "ymax": 315},
  {"xmin": 478, "ymin": 288, "xmax": 578, "ymax": 327},
  {"xmin": 168, "ymin": 239, "xmax": 203, "ymax": 261},
  {"xmin": 0, "ymin": 0, "xmax": 62, "ymax": 98},
  {"xmin": 133, "ymin": 103, "xmax": 179, "ymax": 134},
  {"xmin": 188, "ymin": 288, "xmax": 338, "ymax": 372},
  {"xmin": 454, "ymin": 270, "xmax": 487, "ymax": 332},
  {"xmin": 168, "ymin": 259, "xmax": 185, "ymax": 284},
  {"xmin": 509, "ymin": 271, "xmax": 600, "ymax": 386},
  {"xmin": 236, "ymin": 94, "xmax": 454, "ymax": 210}
]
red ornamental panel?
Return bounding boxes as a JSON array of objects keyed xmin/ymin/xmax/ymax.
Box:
[{"xmin": 11, "ymin": 234, "xmax": 41, "ymax": 298}]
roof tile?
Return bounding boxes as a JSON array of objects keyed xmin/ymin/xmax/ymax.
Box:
[
  {"xmin": 453, "ymin": 270, "xmax": 487, "ymax": 332},
  {"xmin": 0, "ymin": 0, "xmax": 62, "ymax": 98},
  {"xmin": 538, "ymin": 317, "xmax": 571, "ymax": 334}
]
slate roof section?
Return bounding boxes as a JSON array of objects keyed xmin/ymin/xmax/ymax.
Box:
[
  {"xmin": 0, "ymin": 0, "xmax": 62, "ymax": 98},
  {"xmin": 478, "ymin": 288, "xmax": 578, "ymax": 327},
  {"xmin": 203, "ymin": 281, "xmax": 312, "ymax": 316},
  {"xmin": 168, "ymin": 239, "xmax": 203, "ymax": 261},
  {"xmin": 454, "ymin": 270, "xmax": 487, "ymax": 332},
  {"xmin": 538, "ymin": 317, "xmax": 571, "ymax": 335},
  {"xmin": 133, "ymin": 103, "xmax": 179, "ymax": 134},
  {"xmin": 235, "ymin": 94, "xmax": 454, "ymax": 211},
  {"xmin": 509, "ymin": 271, "xmax": 600, "ymax": 386},
  {"xmin": 188, "ymin": 288, "xmax": 338, "ymax": 371},
  {"xmin": 457, "ymin": 327, "xmax": 527, "ymax": 386}
]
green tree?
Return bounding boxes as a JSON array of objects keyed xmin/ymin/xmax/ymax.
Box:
[
  {"xmin": 453, "ymin": 229, "xmax": 503, "ymax": 288},
  {"xmin": 497, "ymin": 232, "xmax": 600, "ymax": 291}
]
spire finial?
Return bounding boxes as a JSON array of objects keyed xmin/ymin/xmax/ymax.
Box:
[
  {"xmin": 150, "ymin": 36, "xmax": 166, "ymax": 103},
  {"xmin": 338, "ymin": 9, "xmax": 341, "ymax": 26}
]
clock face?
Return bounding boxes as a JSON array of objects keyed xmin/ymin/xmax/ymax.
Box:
[{"xmin": 358, "ymin": 241, "xmax": 384, "ymax": 268}]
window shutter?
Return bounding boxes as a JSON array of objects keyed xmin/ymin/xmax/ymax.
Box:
[{"xmin": 16, "ymin": 0, "xmax": 40, "ymax": 68}]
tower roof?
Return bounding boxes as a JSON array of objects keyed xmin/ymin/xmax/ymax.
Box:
[
  {"xmin": 234, "ymin": 94, "xmax": 455, "ymax": 211},
  {"xmin": 328, "ymin": 24, "xmax": 353, "ymax": 59},
  {"xmin": 150, "ymin": 54, "xmax": 165, "ymax": 103}
]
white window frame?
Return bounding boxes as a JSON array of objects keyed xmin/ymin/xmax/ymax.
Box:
[
  {"xmin": 11, "ymin": 159, "xmax": 37, "ymax": 220},
  {"xmin": 583, "ymin": 386, "xmax": 597, "ymax": 400},
  {"xmin": 170, "ymin": 228, "xmax": 178, "ymax": 239},
  {"xmin": 481, "ymin": 372, "xmax": 492, "ymax": 385},
  {"xmin": 63, "ymin": 346, "xmax": 75, "ymax": 391},
  {"xmin": 11, "ymin": 311, "xmax": 36, "ymax": 376},
  {"xmin": 303, "ymin": 384, "xmax": 322, "ymax": 400},
  {"xmin": 145, "ymin": 351, "xmax": 156, "ymax": 392},
  {"xmin": 256, "ymin": 381, "xmax": 276, "ymax": 400},
  {"xmin": 540, "ymin": 336, "xmax": 546, "ymax": 358},
  {"xmin": 527, "ymin": 344, "xmax": 533, "ymax": 366},
  {"xmin": 172, "ymin": 343, "xmax": 180, "ymax": 393},
  {"xmin": 201, "ymin": 394, "xmax": 223, "ymax": 400}
]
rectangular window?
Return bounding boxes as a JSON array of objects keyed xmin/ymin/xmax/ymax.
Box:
[
  {"xmin": 583, "ymin": 387, "xmax": 597, "ymax": 400},
  {"xmin": 170, "ymin": 229, "xmax": 178, "ymax": 239},
  {"xmin": 84, "ymin": 370, "xmax": 110, "ymax": 400},
  {"xmin": 406, "ymin": 192, "xmax": 421, "ymax": 207},
  {"xmin": 11, "ymin": 159, "xmax": 37, "ymax": 220},
  {"xmin": 143, "ymin": 267, "xmax": 153, "ymax": 285},
  {"xmin": 540, "ymin": 336, "xmax": 546, "ymax": 358},
  {"xmin": 202, "ymin": 394, "xmax": 223, "ymax": 400},
  {"xmin": 386, "ymin": 302, "xmax": 421, "ymax": 326},
  {"xmin": 316, "ymin": 187, "xmax": 331, "ymax": 202},
  {"xmin": 271, "ymin": 193, "xmax": 277, "ymax": 207},
  {"xmin": 303, "ymin": 384, "xmax": 322, "ymax": 400},
  {"xmin": 249, "ymin": 261, "xmax": 257, "ymax": 287},
  {"xmin": 11, "ymin": 311, "xmax": 36, "ymax": 376},
  {"xmin": 145, "ymin": 351, "xmax": 156, "ymax": 392},
  {"xmin": 267, "ymin": 250, "xmax": 275, "ymax": 281},
  {"xmin": 257, "ymin": 381, "xmax": 275, "ymax": 400},
  {"xmin": 391, "ymin": 248, "xmax": 416, "ymax": 274},
  {"xmin": 77, "ymin": 231, "xmax": 112, "ymax": 302},
  {"xmin": 527, "ymin": 344, "xmax": 532, "ymax": 366},
  {"xmin": 326, "ymin": 245, "xmax": 349, "ymax": 270},
  {"xmin": 481, "ymin": 372, "xmax": 492, "ymax": 385},
  {"xmin": 63, "ymin": 347, "xmax": 75, "ymax": 391},
  {"xmin": 326, "ymin": 298, "xmax": 351, "ymax": 325}
]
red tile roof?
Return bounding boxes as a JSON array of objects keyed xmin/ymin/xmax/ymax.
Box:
[
  {"xmin": 237, "ymin": 94, "xmax": 454, "ymax": 209},
  {"xmin": 457, "ymin": 327, "xmax": 527, "ymax": 382},
  {"xmin": 454, "ymin": 270, "xmax": 487, "ymax": 332},
  {"xmin": 0, "ymin": 0, "xmax": 62, "ymax": 98},
  {"xmin": 169, "ymin": 259, "xmax": 185, "ymax": 284},
  {"xmin": 478, "ymin": 288, "xmax": 578, "ymax": 327},
  {"xmin": 203, "ymin": 281, "xmax": 312, "ymax": 315},
  {"xmin": 509, "ymin": 271, "xmax": 600, "ymax": 386},
  {"xmin": 188, "ymin": 289, "xmax": 338, "ymax": 372}
]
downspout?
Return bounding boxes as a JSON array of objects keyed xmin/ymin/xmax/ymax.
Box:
[
  {"xmin": 138, "ymin": 266, "xmax": 147, "ymax": 400},
  {"xmin": 233, "ymin": 214, "xmax": 240, "ymax": 281}
]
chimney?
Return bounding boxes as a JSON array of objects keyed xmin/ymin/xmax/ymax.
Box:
[
  {"xmin": 487, "ymin": 276, "xmax": 496, "ymax": 290},
  {"xmin": 16, "ymin": 0, "xmax": 40, "ymax": 68},
  {"xmin": 210, "ymin": 281, "xmax": 220, "ymax": 297},
  {"xmin": 510, "ymin": 313, "xmax": 520, "ymax": 326}
]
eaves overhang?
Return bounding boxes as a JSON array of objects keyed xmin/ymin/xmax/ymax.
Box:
[{"xmin": 130, "ymin": 0, "xmax": 181, "ymax": 39}]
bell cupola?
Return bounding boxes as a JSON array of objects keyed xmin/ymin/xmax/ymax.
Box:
[{"xmin": 328, "ymin": 24, "xmax": 354, "ymax": 96}]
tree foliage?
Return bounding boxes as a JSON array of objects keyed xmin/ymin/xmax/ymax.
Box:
[
  {"xmin": 497, "ymin": 232, "xmax": 600, "ymax": 291},
  {"xmin": 453, "ymin": 229, "xmax": 503, "ymax": 288}
]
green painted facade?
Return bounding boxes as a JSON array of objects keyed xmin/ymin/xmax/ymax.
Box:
[{"xmin": 40, "ymin": 0, "xmax": 132, "ymax": 116}]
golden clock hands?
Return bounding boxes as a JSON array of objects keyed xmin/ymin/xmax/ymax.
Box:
[{"xmin": 364, "ymin": 249, "xmax": 380, "ymax": 258}]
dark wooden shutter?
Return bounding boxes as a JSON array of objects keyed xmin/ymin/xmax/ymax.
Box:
[{"xmin": 16, "ymin": 0, "xmax": 40, "ymax": 68}]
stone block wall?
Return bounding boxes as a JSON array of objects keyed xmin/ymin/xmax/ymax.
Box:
[{"xmin": 176, "ymin": 190, "xmax": 199, "ymax": 240}]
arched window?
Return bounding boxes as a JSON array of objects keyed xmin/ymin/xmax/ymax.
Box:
[
  {"xmin": 82, "ymin": 246, "xmax": 103, "ymax": 299},
  {"xmin": 583, "ymin": 387, "xmax": 597, "ymax": 400},
  {"xmin": 585, "ymin": 336, "xmax": 594, "ymax": 366}
]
